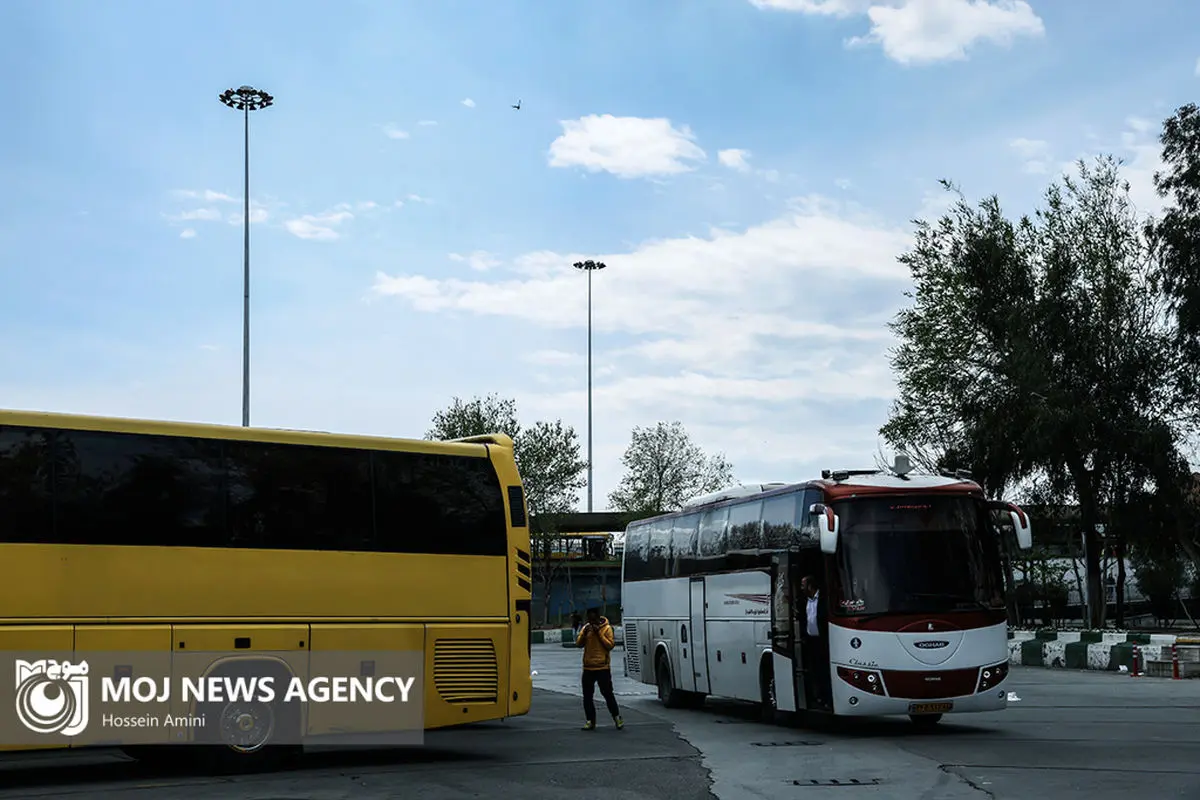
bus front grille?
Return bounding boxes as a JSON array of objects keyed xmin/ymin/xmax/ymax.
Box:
[
  {"xmin": 433, "ymin": 638, "xmax": 499, "ymax": 704},
  {"xmin": 625, "ymin": 624, "xmax": 641, "ymax": 677}
]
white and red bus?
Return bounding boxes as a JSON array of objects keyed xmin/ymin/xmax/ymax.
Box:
[{"xmin": 618, "ymin": 460, "xmax": 1032, "ymax": 727}]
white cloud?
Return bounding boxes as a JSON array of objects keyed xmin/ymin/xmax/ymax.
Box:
[
  {"xmin": 524, "ymin": 349, "xmax": 583, "ymax": 367},
  {"xmin": 749, "ymin": 0, "xmax": 870, "ymax": 14},
  {"xmin": 548, "ymin": 114, "xmax": 707, "ymax": 178},
  {"xmin": 179, "ymin": 229, "xmax": 197, "ymax": 239},
  {"xmin": 170, "ymin": 189, "xmax": 238, "ymax": 203},
  {"xmin": 383, "ymin": 126, "xmax": 410, "ymax": 140},
  {"xmin": 173, "ymin": 208, "xmax": 223, "ymax": 222},
  {"xmin": 718, "ymin": 148, "xmax": 752, "ymax": 171},
  {"xmin": 1009, "ymin": 136, "xmax": 1052, "ymax": 173},
  {"xmin": 449, "ymin": 251, "xmax": 502, "ymax": 271},
  {"xmin": 461, "ymin": 98, "xmax": 476, "ymax": 108},
  {"xmin": 407, "ymin": 194, "xmax": 433, "ymax": 204},
  {"xmin": 751, "ymin": 0, "xmax": 1045, "ymax": 65},
  {"xmin": 373, "ymin": 196, "xmax": 909, "ymax": 383},
  {"xmin": 284, "ymin": 210, "xmax": 354, "ymax": 241},
  {"xmin": 418, "ymin": 120, "xmax": 438, "ymax": 126},
  {"xmin": 226, "ymin": 206, "xmax": 270, "ymax": 226}
]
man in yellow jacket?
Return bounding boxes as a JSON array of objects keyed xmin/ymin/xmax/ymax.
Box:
[{"xmin": 577, "ymin": 607, "xmax": 624, "ymax": 730}]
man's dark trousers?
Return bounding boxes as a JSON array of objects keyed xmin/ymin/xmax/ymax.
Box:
[{"xmin": 582, "ymin": 668, "xmax": 620, "ymax": 723}]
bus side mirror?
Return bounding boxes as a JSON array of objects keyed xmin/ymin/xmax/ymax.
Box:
[
  {"xmin": 989, "ymin": 500, "xmax": 1032, "ymax": 551},
  {"xmin": 810, "ymin": 503, "xmax": 839, "ymax": 554}
]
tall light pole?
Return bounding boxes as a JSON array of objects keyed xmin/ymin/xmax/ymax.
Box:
[
  {"xmin": 573, "ymin": 259, "xmax": 606, "ymax": 511},
  {"xmin": 218, "ymin": 85, "xmax": 274, "ymax": 427}
]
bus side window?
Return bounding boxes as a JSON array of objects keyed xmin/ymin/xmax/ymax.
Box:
[
  {"xmin": 54, "ymin": 429, "xmax": 227, "ymax": 549},
  {"xmin": 647, "ymin": 520, "xmax": 672, "ymax": 579},
  {"xmin": 624, "ymin": 523, "xmax": 650, "ymax": 581},
  {"xmin": 671, "ymin": 513, "xmax": 699, "ymax": 577},
  {"xmin": 795, "ymin": 488, "xmax": 823, "ymax": 545},
  {"xmin": 726, "ymin": 500, "xmax": 763, "ymax": 569},
  {"xmin": 0, "ymin": 426, "xmax": 54, "ymax": 544},
  {"xmin": 762, "ymin": 493, "xmax": 797, "ymax": 548},
  {"xmin": 698, "ymin": 507, "xmax": 729, "ymax": 572},
  {"xmin": 727, "ymin": 500, "xmax": 763, "ymax": 551}
]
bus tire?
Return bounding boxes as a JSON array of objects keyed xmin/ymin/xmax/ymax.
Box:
[
  {"xmin": 655, "ymin": 652, "xmax": 686, "ymax": 709},
  {"xmin": 760, "ymin": 659, "xmax": 779, "ymax": 723},
  {"xmin": 192, "ymin": 661, "xmax": 302, "ymax": 774},
  {"xmin": 909, "ymin": 713, "xmax": 942, "ymax": 729}
]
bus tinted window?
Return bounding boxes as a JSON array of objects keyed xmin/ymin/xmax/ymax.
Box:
[
  {"xmin": 0, "ymin": 425, "xmax": 508, "ymax": 556},
  {"xmin": 646, "ymin": 520, "xmax": 672, "ymax": 579},
  {"xmin": 55, "ymin": 430, "xmax": 226, "ymax": 548},
  {"xmin": 697, "ymin": 507, "xmax": 729, "ymax": 572},
  {"xmin": 373, "ymin": 450, "xmax": 507, "ymax": 556},
  {"xmin": 623, "ymin": 522, "xmax": 650, "ymax": 581},
  {"xmin": 225, "ymin": 440, "xmax": 373, "ymax": 551},
  {"xmin": 670, "ymin": 513, "xmax": 699, "ymax": 577},
  {"xmin": 0, "ymin": 427, "xmax": 53, "ymax": 543},
  {"xmin": 727, "ymin": 500, "xmax": 763, "ymax": 551},
  {"xmin": 761, "ymin": 492, "xmax": 797, "ymax": 548}
]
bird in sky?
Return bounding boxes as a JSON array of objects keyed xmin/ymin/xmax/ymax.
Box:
[{"xmin": 512, "ymin": 100, "xmax": 521, "ymax": 110}]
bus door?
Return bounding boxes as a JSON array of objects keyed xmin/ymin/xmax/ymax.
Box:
[
  {"xmin": 769, "ymin": 552, "xmax": 806, "ymax": 712},
  {"xmin": 688, "ymin": 577, "xmax": 711, "ymax": 694}
]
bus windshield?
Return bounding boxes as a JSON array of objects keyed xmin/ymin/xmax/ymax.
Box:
[{"xmin": 831, "ymin": 494, "xmax": 1005, "ymax": 616}]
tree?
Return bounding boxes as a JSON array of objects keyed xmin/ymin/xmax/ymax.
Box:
[
  {"xmin": 881, "ymin": 157, "xmax": 1197, "ymax": 628},
  {"xmin": 608, "ymin": 421, "xmax": 735, "ymax": 516},
  {"xmin": 1150, "ymin": 103, "xmax": 1200, "ymax": 354},
  {"xmin": 1149, "ymin": 103, "xmax": 1200, "ymax": 573},
  {"xmin": 425, "ymin": 394, "xmax": 587, "ymax": 625}
]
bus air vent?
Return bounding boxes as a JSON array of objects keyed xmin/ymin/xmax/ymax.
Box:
[
  {"xmin": 433, "ymin": 638, "xmax": 500, "ymax": 704},
  {"xmin": 625, "ymin": 624, "xmax": 641, "ymax": 677}
]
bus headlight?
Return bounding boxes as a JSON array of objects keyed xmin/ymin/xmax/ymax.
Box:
[
  {"xmin": 976, "ymin": 661, "xmax": 1009, "ymax": 692},
  {"xmin": 836, "ymin": 666, "xmax": 886, "ymax": 696}
]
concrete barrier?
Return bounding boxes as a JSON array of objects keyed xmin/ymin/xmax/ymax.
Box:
[{"xmin": 1007, "ymin": 628, "xmax": 1199, "ymax": 674}]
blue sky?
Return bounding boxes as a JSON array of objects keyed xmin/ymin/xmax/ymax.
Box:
[{"xmin": 1, "ymin": 0, "xmax": 1198, "ymax": 510}]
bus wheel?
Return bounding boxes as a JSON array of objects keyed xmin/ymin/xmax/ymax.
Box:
[
  {"xmin": 909, "ymin": 713, "xmax": 942, "ymax": 730},
  {"xmin": 655, "ymin": 653, "xmax": 685, "ymax": 709},
  {"xmin": 193, "ymin": 668, "xmax": 302, "ymax": 773}
]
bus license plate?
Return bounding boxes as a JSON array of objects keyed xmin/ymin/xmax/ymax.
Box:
[{"xmin": 908, "ymin": 702, "xmax": 952, "ymax": 714}]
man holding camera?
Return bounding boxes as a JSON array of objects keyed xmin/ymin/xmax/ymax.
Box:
[{"xmin": 576, "ymin": 607, "xmax": 624, "ymax": 731}]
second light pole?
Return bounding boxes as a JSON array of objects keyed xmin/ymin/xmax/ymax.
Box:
[
  {"xmin": 573, "ymin": 259, "xmax": 606, "ymax": 512},
  {"xmin": 219, "ymin": 85, "xmax": 274, "ymax": 427}
]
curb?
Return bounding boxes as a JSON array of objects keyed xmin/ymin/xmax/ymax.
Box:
[{"xmin": 1007, "ymin": 629, "xmax": 1199, "ymax": 673}]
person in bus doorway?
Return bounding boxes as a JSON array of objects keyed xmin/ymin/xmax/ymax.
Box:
[
  {"xmin": 800, "ymin": 575, "xmax": 832, "ymax": 711},
  {"xmin": 577, "ymin": 607, "xmax": 624, "ymax": 730},
  {"xmin": 571, "ymin": 611, "xmax": 583, "ymax": 636}
]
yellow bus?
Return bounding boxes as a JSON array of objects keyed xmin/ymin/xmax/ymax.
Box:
[{"xmin": 0, "ymin": 409, "xmax": 533, "ymax": 770}]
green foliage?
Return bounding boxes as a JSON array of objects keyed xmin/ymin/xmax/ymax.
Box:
[
  {"xmin": 608, "ymin": 421, "xmax": 734, "ymax": 516},
  {"xmin": 1150, "ymin": 102, "xmax": 1200, "ymax": 351}
]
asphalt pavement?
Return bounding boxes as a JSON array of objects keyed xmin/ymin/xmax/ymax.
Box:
[
  {"xmin": 2, "ymin": 642, "xmax": 1197, "ymax": 799},
  {"xmin": 532, "ymin": 643, "xmax": 1200, "ymax": 799}
]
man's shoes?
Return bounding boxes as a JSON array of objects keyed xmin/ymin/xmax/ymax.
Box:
[
  {"xmin": 581, "ymin": 720, "xmax": 596, "ymax": 731},
  {"xmin": 614, "ymin": 715, "xmax": 624, "ymax": 730}
]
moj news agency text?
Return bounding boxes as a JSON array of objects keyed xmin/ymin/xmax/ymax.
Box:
[{"xmin": 104, "ymin": 674, "xmax": 417, "ymax": 704}]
